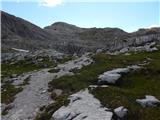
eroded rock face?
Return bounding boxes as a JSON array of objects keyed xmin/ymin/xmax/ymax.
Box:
[
  {"xmin": 52, "ymin": 89, "xmax": 113, "ymax": 120},
  {"xmin": 136, "ymin": 95, "xmax": 160, "ymax": 107},
  {"xmin": 1, "ymin": 49, "xmax": 64, "ymax": 62},
  {"xmin": 109, "ymin": 41, "xmax": 159, "ymax": 55}
]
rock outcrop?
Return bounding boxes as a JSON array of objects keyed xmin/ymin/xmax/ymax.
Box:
[
  {"xmin": 98, "ymin": 65, "xmax": 140, "ymax": 84},
  {"xmin": 52, "ymin": 89, "xmax": 113, "ymax": 120}
]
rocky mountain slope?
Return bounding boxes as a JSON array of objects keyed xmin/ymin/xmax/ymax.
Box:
[
  {"xmin": 1, "ymin": 11, "xmax": 58, "ymax": 52},
  {"xmin": 1, "ymin": 11, "xmax": 160, "ymax": 54},
  {"xmin": 1, "ymin": 11, "xmax": 160, "ymax": 120},
  {"xmin": 45, "ymin": 23, "xmax": 160, "ymax": 53}
]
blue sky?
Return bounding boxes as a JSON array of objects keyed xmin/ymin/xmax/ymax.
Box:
[{"xmin": 1, "ymin": 0, "xmax": 160, "ymax": 32}]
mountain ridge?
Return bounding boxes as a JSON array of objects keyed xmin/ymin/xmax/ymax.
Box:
[{"xmin": 1, "ymin": 11, "xmax": 160, "ymax": 54}]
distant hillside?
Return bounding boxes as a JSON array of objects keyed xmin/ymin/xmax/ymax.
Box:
[
  {"xmin": 45, "ymin": 22, "xmax": 160, "ymax": 53},
  {"xmin": 1, "ymin": 11, "xmax": 160, "ymax": 54},
  {"xmin": 1, "ymin": 11, "xmax": 58, "ymax": 52}
]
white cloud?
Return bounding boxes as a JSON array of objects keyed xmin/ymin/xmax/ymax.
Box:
[
  {"xmin": 40, "ymin": 0, "xmax": 62, "ymax": 7},
  {"xmin": 148, "ymin": 24, "xmax": 160, "ymax": 28}
]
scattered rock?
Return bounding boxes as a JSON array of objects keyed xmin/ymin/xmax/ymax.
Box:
[
  {"xmin": 96, "ymin": 49, "xmax": 103, "ymax": 53},
  {"xmin": 56, "ymin": 53, "xmax": 93, "ymax": 73},
  {"xmin": 89, "ymin": 85, "xmax": 98, "ymax": 89},
  {"xmin": 41, "ymin": 90, "xmax": 47, "ymax": 94},
  {"xmin": 136, "ymin": 95, "xmax": 160, "ymax": 107},
  {"xmin": 114, "ymin": 106, "xmax": 128, "ymax": 118},
  {"xmin": 89, "ymin": 85, "xmax": 108, "ymax": 89},
  {"xmin": 108, "ymin": 42, "xmax": 159, "ymax": 55}
]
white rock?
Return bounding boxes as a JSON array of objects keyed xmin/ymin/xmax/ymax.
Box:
[
  {"xmin": 101, "ymin": 85, "xmax": 109, "ymax": 88},
  {"xmin": 149, "ymin": 47, "xmax": 158, "ymax": 52},
  {"xmin": 12, "ymin": 48, "xmax": 29, "ymax": 53},
  {"xmin": 108, "ymin": 42, "xmax": 159, "ymax": 55},
  {"xmin": 89, "ymin": 85, "xmax": 108, "ymax": 89},
  {"xmin": 119, "ymin": 47, "xmax": 129, "ymax": 53},
  {"xmin": 114, "ymin": 106, "xmax": 128, "ymax": 118},
  {"xmin": 99, "ymin": 73, "xmax": 121, "ymax": 84},
  {"xmin": 96, "ymin": 49, "xmax": 103, "ymax": 53},
  {"xmin": 127, "ymin": 65, "xmax": 141, "ymax": 70},
  {"xmin": 41, "ymin": 90, "xmax": 47, "ymax": 94},
  {"xmin": 98, "ymin": 65, "xmax": 140, "ymax": 84},
  {"xmin": 89, "ymin": 85, "xmax": 98, "ymax": 88},
  {"xmin": 56, "ymin": 54, "xmax": 93, "ymax": 72},
  {"xmin": 98, "ymin": 68, "xmax": 129, "ymax": 84},
  {"xmin": 136, "ymin": 95, "xmax": 160, "ymax": 107},
  {"xmin": 52, "ymin": 89, "xmax": 113, "ymax": 120}
]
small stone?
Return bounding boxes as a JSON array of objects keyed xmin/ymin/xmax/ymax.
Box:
[
  {"xmin": 41, "ymin": 90, "xmax": 47, "ymax": 94},
  {"xmin": 114, "ymin": 106, "xmax": 128, "ymax": 118},
  {"xmin": 136, "ymin": 95, "xmax": 160, "ymax": 107}
]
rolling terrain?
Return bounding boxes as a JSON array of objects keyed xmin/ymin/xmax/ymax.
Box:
[{"xmin": 1, "ymin": 11, "xmax": 160, "ymax": 120}]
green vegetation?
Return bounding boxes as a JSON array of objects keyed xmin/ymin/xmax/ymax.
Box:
[
  {"xmin": 46, "ymin": 50, "xmax": 160, "ymax": 120},
  {"xmin": 1, "ymin": 81, "xmax": 23, "ymax": 104},
  {"xmin": 2, "ymin": 50, "xmax": 160, "ymax": 119},
  {"xmin": 2, "ymin": 105, "xmax": 13, "ymax": 115},
  {"xmin": 1, "ymin": 57, "xmax": 56, "ymax": 79},
  {"xmin": 1, "ymin": 55, "xmax": 72, "ymax": 105},
  {"xmin": 1, "ymin": 55, "xmax": 73, "ymax": 79},
  {"xmin": 48, "ymin": 51, "xmax": 158, "ymax": 93},
  {"xmin": 48, "ymin": 68, "xmax": 60, "ymax": 73},
  {"xmin": 34, "ymin": 94, "xmax": 69, "ymax": 120},
  {"xmin": 91, "ymin": 51, "xmax": 160, "ymax": 120},
  {"xmin": 58, "ymin": 56, "xmax": 73, "ymax": 64}
]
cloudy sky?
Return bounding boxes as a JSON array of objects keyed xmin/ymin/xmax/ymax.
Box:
[{"xmin": 1, "ymin": 0, "xmax": 159, "ymax": 32}]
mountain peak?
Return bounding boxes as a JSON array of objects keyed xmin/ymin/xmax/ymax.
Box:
[{"xmin": 44, "ymin": 22, "xmax": 84, "ymax": 34}]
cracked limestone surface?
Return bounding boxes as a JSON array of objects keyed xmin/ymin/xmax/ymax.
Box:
[
  {"xmin": 52, "ymin": 89, "xmax": 113, "ymax": 120},
  {"xmin": 2, "ymin": 54, "xmax": 93, "ymax": 120}
]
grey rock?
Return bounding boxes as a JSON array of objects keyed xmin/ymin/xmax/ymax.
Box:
[
  {"xmin": 136, "ymin": 95, "xmax": 160, "ymax": 107},
  {"xmin": 114, "ymin": 106, "xmax": 128, "ymax": 118}
]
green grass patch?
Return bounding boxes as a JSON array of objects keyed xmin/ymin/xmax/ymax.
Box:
[
  {"xmin": 57, "ymin": 56, "xmax": 73, "ymax": 64},
  {"xmin": 47, "ymin": 50, "xmax": 160, "ymax": 120},
  {"xmin": 1, "ymin": 55, "xmax": 73, "ymax": 105},
  {"xmin": 48, "ymin": 68, "xmax": 60, "ymax": 73},
  {"xmin": 1, "ymin": 81, "xmax": 23, "ymax": 104},
  {"xmin": 91, "ymin": 52, "xmax": 160, "ymax": 120},
  {"xmin": 48, "ymin": 51, "xmax": 158, "ymax": 93},
  {"xmin": 34, "ymin": 94, "xmax": 69, "ymax": 120},
  {"xmin": 1, "ymin": 57, "xmax": 56, "ymax": 79},
  {"xmin": 2, "ymin": 105, "xmax": 13, "ymax": 115}
]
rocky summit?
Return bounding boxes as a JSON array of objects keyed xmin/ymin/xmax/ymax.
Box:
[{"xmin": 1, "ymin": 11, "xmax": 160, "ymax": 120}]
